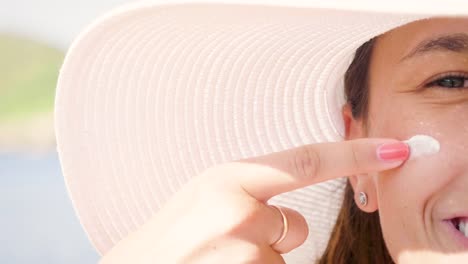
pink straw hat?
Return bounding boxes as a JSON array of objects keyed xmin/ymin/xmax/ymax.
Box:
[{"xmin": 54, "ymin": 1, "xmax": 468, "ymax": 263}]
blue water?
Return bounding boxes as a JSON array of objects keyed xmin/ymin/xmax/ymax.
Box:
[{"xmin": 0, "ymin": 152, "xmax": 99, "ymax": 263}]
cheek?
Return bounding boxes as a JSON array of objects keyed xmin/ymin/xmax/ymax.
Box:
[
  {"xmin": 378, "ymin": 120, "xmax": 468, "ymax": 214},
  {"xmin": 366, "ymin": 102, "xmax": 468, "ymax": 254},
  {"xmin": 374, "ymin": 142, "xmax": 464, "ymax": 256},
  {"xmin": 376, "ymin": 151, "xmax": 454, "ymax": 220}
]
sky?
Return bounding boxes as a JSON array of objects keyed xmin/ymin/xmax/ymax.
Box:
[{"xmin": 0, "ymin": 0, "xmax": 130, "ymax": 49}]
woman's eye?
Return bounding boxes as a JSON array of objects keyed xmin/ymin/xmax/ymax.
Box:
[{"xmin": 428, "ymin": 76, "xmax": 468, "ymax": 89}]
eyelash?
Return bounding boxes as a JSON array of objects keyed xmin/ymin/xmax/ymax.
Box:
[{"xmin": 425, "ymin": 72, "xmax": 468, "ymax": 90}]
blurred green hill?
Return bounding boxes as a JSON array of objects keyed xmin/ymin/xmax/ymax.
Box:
[
  {"xmin": 0, "ymin": 34, "xmax": 64, "ymax": 151},
  {"xmin": 0, "ymin": 33, "xmax": 63, "ymax": 121}
]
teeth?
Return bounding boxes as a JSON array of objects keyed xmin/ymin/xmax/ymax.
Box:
[{"xmin": 458, "ymin": 220, "xmax": 468, "ymax": 237}]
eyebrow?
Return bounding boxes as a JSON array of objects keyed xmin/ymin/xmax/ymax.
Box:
[{"xmin": 400, "ymin": 33, "xmax": 468, "ymax": 62}]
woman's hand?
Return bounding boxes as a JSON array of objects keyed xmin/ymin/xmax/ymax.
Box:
[{"xmin": 99, "ymin": 138, "xmax": 408, "ymax": 264}]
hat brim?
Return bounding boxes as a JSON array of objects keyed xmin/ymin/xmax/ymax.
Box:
[{"xmin": 55, "ymin": 2, "xmax": 460, "ymax": 263}]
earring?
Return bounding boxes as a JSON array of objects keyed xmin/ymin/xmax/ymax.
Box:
[{"xmin": 359, "ymin": 191, "xmax": 368, "ymax": 206}]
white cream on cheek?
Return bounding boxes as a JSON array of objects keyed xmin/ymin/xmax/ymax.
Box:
[{"xmin": 403, "ymin": 135, "xmax": 440, "ymax": 160}]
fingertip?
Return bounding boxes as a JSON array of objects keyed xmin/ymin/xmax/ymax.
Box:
[{"xmin": 376, "ymin": 141, "xmax": 409, "ymax": 164}]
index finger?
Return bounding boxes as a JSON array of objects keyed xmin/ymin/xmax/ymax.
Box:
[{"xmin": 209, "ymin": 138, "xmax": 409, "ymax": 202}]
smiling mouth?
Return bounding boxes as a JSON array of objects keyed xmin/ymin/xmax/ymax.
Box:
[
  {"xmin": 452, "ymin": 218, "xmax": 468, "ymax": 236},
  {"xmin": 444, "ymin": 217, "xmax": 468, "ymax": 249}
]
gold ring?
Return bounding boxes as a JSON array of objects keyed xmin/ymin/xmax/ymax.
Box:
[{"xmin": 270, "ymin": 204, "xmax": 289, "ymax": 246}]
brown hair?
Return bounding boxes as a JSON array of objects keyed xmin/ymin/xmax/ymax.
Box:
[{"xmin": 316, "ymin": 38, "xmax": 395, "ymax": 264}]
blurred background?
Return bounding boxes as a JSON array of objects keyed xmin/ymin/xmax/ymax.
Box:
[{"xmin": 0, "ymin": 0, "xmax": 133, "ymax": 263}]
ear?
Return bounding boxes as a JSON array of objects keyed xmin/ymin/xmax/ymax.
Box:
[{"xmin": 342, "ymin": 104, "xmax": 378, "ymax": 213}]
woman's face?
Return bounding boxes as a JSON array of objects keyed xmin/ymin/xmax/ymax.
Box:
[{"xmin": 348, "ymin": 18, "xmax": 468, "ymax": 261}]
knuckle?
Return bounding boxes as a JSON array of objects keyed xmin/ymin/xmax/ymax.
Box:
[
  {"xmin": 292, "ymin": 146, "xmax": 320, "ymax": 179},
  {"xmin": 195, "ymin": 165, "xmax": 230, "ymax": 190},
  {"xmin": 198, "ymin": 164, "xmax": 222, "ymax": 182},
  {"xmin": 190, "ymin": 174, "xmax": 266, "ymax": 233},
  {"xmin": 185, "ymin": 169, "xmax": 231, "ymax": 209},
  {"xmin": 190, "ymin": 164, "xmax": 275, "ymax": 238},
  {"xmin": 223, "ymin": 197, "xmax": 265, "ymax": 233}
]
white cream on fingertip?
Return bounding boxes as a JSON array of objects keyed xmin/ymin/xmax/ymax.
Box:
[{"xmin": 403, "ymin": 135, "xmax": 440, "ymax": 160}]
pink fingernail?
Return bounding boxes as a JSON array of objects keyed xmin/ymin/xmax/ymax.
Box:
[{"xmin": 377, "ymin": 142, "xmax": 410, "ymax": 162}]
